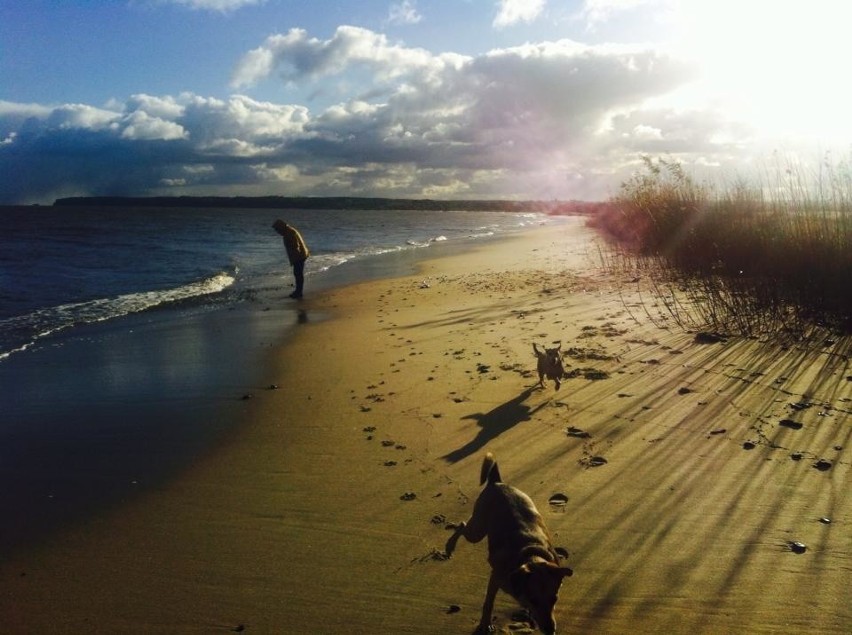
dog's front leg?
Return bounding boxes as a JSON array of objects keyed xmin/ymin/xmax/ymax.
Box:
[
  {"xmin": 476, "ymin": 571, "xmax": 500, "ymax": 633},
  {"xmin": 444, "ymin": 521, "xmax": 466, "ymax": 557}
]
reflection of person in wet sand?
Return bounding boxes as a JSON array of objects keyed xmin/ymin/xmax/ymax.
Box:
[
  {"xmin": 442, "ymin": 388, "xmax": 544, "ymax": 463},
  {"xmin": 272, "ymin": 219, "xmax": 310, "ymax": 299}
]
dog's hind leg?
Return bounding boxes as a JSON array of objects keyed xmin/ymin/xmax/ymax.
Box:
[{"xmin": 444, "ymin": 499, "xmax": 489, "ymax": 556}]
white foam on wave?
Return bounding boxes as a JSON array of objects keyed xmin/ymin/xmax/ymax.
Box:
[
  {"xmin": 304, "ymin": 214, "xmax": 547, "ymax": 279},
  {"xmin": 0, "ymin": 271, "xmax": 235, "ymax": 362},
  {"xmin": 311, "ymin": 238, "xmax": 439, "ymax": 272}
]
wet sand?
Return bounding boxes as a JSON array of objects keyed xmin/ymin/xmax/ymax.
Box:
[{"xmin": 2, "ymin": 222, "xmax": 851, "ymax": 633}]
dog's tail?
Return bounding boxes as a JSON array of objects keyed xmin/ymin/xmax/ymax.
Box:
[{"xmin": 480, "ymin": 452, "xmax": 502, "ymax": 485}]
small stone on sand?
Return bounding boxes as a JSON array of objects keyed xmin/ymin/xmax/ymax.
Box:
[{"xmin": 813, "ymin": 459, "xmax": 832, "ymax": 471}]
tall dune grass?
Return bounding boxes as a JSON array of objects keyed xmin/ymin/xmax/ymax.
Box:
[{"xmin": 591, "ymin": 156, "xmax": 852, "ymax": 335}]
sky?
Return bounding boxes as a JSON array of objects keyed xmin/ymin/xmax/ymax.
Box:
[{"xmin": 2, "ymin": 0, "xmax": 852, "ymax": 204}]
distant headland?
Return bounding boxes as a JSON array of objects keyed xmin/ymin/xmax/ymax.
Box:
[{"xmin": 51, "ymin": 195, "xmax": 604, "ymax": 215}]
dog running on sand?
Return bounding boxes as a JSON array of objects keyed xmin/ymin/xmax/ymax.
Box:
[
  {"xmin": 533, "ymin": 343, "xmax": 566, "ymax": 390},
  {"xmin": 445, "ymin": 453, "xmax": 572, "ymax": 634}
]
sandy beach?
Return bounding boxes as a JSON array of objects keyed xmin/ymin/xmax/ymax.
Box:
[{"xmin": 3, "ymin": 221, "xmax": 850, "ymax": 634}]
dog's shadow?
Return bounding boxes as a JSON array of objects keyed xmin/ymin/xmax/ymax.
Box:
[{"xmin": 442, "ymin": 388, "xmax": 544, "ymax": 464}]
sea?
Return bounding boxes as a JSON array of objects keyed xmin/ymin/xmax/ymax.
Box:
[
  {"xmin": 0, "ymin": 206, "xmax": 558, "ymax": 360},
  {"xmin": 0, "ymin": 204, "xmax": 564, "ymax": 552}
]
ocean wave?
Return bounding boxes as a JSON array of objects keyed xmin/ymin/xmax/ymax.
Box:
[
  {"xmin": 467, "ymin": 231, "xmax": 495, "ymax": 239},
  {"xmin": 0, "ymin": 271, "xmax": 235, "ymax": 362},
  {"xmin": 309, "ymin": 224, "xmax": 526, "ymax": 274},
  {"xmin": 311, "ymin": 237, "xmax": 444, "ymax": 271}
]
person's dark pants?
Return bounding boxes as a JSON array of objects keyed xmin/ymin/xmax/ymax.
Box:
[{"xmin": 292, "ymin": 259, "xmax": 305, "ymax": 297}]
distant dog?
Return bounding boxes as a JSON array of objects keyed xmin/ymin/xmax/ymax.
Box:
[
  {"xmin": 533, "ymin": 343, "xmax": 565, "ymax": 390},
  {"xmin": 445, "ymin": 453, "xmax": 572, "ymax": 634}
]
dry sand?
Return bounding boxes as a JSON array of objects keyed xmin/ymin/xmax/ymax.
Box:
[{"xmin": 2, "ymin": 222, "xmax": 851, "ymax": 634}]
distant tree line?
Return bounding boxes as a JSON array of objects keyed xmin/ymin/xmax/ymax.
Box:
[{"xmin": 52, "ymin": 195, "xmax": 607, "ymax": 215}]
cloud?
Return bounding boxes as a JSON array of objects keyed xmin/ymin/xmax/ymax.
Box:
[
  {"xmin": 161, "ymin": 0, "xmax": 266, "ymax": 12},
  {"xmin": 180, "ymin": 94, "xmax": 310, "ymax": 148},
  {"xmin": 1, "ymin": 27, "xmax": 773, "ymax": 204},
  {"xmin": 123, "ymin": 94, "xmax": 186, "ymax": 120},
  {"xmin": 45, "ymin": 103, "xmax": 121, "ymax": 131},
  {"xmin": 121, "ymin": 111, "xmax": 188, "ymax": 141},
  {"xmin": 231, "ymin": 26, "xmax": 437, "ymax": 88},
  {"xmin": 578, "ymin": 0, "xmax": 663, "ymax": 26},
  {"xmin": 493, "ymin": 0, "xmax": 546, "ymax": 28},
  {"xmin": 387, "ymin": 0, "xmax": 422, "ymax": 26}
]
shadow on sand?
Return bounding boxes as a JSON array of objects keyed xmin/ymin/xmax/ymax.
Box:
[{"xmin": 442, "ymin": 387, "xmax": 545, "ymax": 463}]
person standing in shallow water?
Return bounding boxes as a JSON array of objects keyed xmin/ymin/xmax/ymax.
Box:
[{"xmin": 272, "ymin": 219, "xmax": 310, "ymax": 299}]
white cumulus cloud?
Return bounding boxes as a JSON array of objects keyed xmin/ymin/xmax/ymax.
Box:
[
  {"xmin": 231, "ymin": 26, "xmax": 437, "ymax": 88},
  {"xmin": 387, "ymin": 0, "xmax": 422, "ymax": 25},
  {"xmin": 120, "ymin": 111, "xmax": 187, "ymax": 141},
  {"xmin": 162, "ymin": 0, "xmax": 266, "ymax": 12},
  {"xmin": 493, "ymin": 0, "xmax": 546, "ymax": 28},
  {"xmin": 0, "ymin": 24, "xmax": 785, "ymax": 204}
]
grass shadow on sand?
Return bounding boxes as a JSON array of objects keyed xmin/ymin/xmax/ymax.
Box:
[
  {"xmin": 442, "ymin": 387, "xmax": 546, "ymax": 463},
  {"xmin": 552, "ymin": 333, "xmax": 852, "ymax": 631}
]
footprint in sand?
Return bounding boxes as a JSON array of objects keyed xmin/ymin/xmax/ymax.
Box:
[
  {"xmin": 577, "ymin": 451, "xmax": 607, "ymax": 468},
  {"xmin": 510, "ymin": 609, "xmax": 535, "ymax": 630},
  {"xmin": 548, "ymin": 493, "xmax": 569, "ymax": 507},
  {"xmin": 566, "ymin": 426, "xmax": 591, "ymax": 439}
]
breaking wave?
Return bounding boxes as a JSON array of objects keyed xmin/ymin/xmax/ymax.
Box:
[{"xmin": 0, "ymin": 271, "xmax": 235, "ymax": 361}]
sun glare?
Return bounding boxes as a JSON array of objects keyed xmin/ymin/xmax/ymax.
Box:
[{"xmin": 670, "ymin": 0, "xmax": 852, "ymax": 142}]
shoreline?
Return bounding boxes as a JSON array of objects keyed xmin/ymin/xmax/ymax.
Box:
[
  {"xmin": 3, "ymin": 222, "xmax": 851, "ymax": 633},
  {"xmin": 0, "ymin": 220, "xmax": 568, "ymax": 555}
]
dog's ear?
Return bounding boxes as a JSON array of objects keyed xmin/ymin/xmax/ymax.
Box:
[
  {"xmin": 532, "ymin": 343, "xmax": 540, "ymax": 355},
  {"xmin": 554, "ymin": 343, "xmax": 561, "ymax": 352},
  {"xmin": 535, "ymin": 561, "xmax": 574, "ymax": 579}
]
